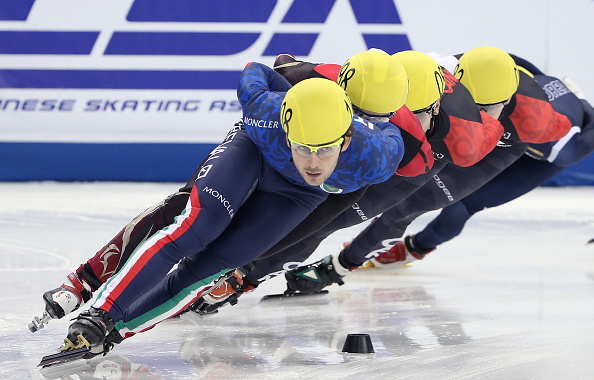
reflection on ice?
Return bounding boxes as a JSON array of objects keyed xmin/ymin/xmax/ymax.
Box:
[
  {"xmin": 37, "ymin": 283, "xmax": 476, "ymax": 379},
  {"xmin": 0, "ymin": 183, "xmax": 591, "ymax": 379}
]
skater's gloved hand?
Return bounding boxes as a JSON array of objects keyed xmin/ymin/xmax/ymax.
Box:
[
  {"xmin": 203, "ymin": 269, "xmax": 245, "ymax": 304},
  {"xmin": 185, "ymin": 269, "xmax": 256, "ymax": 316}
]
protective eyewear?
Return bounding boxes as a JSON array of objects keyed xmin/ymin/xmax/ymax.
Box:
[
  {"xmin": 353, "ymin": 106, "xmax": 396, "ymax": 123},
  {"xmin": 477, "ymin": 101, "xmax": 506, "ymax": 115},
  {"xmin": 413, "ymin": 101, "xmax": 438, "ymax": 122},
  {"xmin": 288, "ymin": 137, "xmax": 345, "ymax": 159}
]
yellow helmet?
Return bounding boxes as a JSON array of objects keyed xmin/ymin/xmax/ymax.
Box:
[
  {"xmin": 281, "ymin": 77, "xmax": 353, "ymax": 146},
  {"xmin": 454, "ymin": 46, "xmax": 520, "ymax": 105},
  {"xmin": 393, "ymin": 50, "xmax": 445, "ymax": 112},
  {"xmin": 337, "ymin": 50, "xmax": 409, "ymax": 114}
]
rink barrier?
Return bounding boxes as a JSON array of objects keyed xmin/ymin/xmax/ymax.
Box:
[
  {"xmin": 1, "ymin": 141, "xmax": 592, "ymax": 185},
  {"xmin": 0, "ymin": 142, "xmax": 217, "ymax": 182},
  {"xmin": 541, "ymin": 153, "xmax": 594, "ymax": 186}
]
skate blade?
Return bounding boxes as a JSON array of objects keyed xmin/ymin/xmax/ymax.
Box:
[
  {"xmin": 358, "ymin": 261, "xmax": 414, "ymax": 271},
  {"xmin": 38, "ymin": 347, "xmax": 90, "ymax": 367},
  {"xmin": 379, "ymin": 262, "xmax": 415, "ymax": 270},
  {"xmin": 260, "ymin": 289, "xmax": 328, "ymax": 301},
  {"xmin": 357, "ymin": 261, "xmax": 379, "ymax": 270},
  {"xmin": 38, "ymin": 334, "xmax": 92, "ymax": 367},
  {"xmin": 179, "ymin": 309, "xmax": 218, "ymax": 325}
]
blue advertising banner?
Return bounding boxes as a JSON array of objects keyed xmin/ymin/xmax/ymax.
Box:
[{"xmin": 0, "ymin": 0, "xmax": 592, "ymax": 184}]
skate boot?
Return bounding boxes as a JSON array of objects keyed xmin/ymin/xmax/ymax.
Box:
[
  {"xmin": 273, "ymin": 54, "xmax": 319, "ymax": 86},
  {"xmin": 285, "ymin": 253, "xmax": 350, "ymax": 294},
  {"xmin": 43, "ymin": 269, "xmax": 93, "ymax": 320},
  {"xmin": 30, "ymin": 266, "xmax": 96, "ymax": 332},
  {"xmin": 273, "ymin": 53, "xmax": 301, "ymax": 70},
  {"xmin": 364, "ymin": 235, "xmax": 432, "ymax": 269},
  {"xmin": 62, "ymin": 307, "xmax": 123, "ymax": 358}
]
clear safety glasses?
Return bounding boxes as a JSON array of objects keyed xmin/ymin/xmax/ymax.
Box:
[
  {"xmin": 353, "ymin": 105, "xmax": 396, "ymax": 123},
  {"xmin": 288, "ymin": 137, "xmax": 345, "ymax": 159},
  {"xmin": 477, "ymin": 101, "xmax": 506, "ymax": 115},
  {"xmin": 413, "ymin": 101, "xmax": 438, "ymax": 122}
]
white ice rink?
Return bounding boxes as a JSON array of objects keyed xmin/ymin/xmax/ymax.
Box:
[{"xmin": 0, "ymin": 182, "xmax": 593, "ymax": 379}]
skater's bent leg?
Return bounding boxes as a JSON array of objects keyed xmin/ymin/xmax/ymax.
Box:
[
  {"xmin": 245, "ymin": 227, "xmax": 335, "ymax": 284},
  {"xmin": 260, "ymin": 186, "xmax": 368, "ymax": 258},
  {"xmin": 116, "ymin": 185, "xmax": 327, "ymax": 335},
  {"xmin": 414, "ymin": 202, "xmax": 472, "ymax": 251},
  {"xmin": 415, "ymin": 154, "xmax": 564, "ymax": 250},
  {"xmin": 93, "ymin": 129, "xmax": 264, "ymax": 322},
  {"xmin": 340, "ymin": 209, "xmax": 421, "ymax": 268}
]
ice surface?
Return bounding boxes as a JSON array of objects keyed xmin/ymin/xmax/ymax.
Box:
[{"xmin": 0, "ymin": 182, "xmax": 593, "ymax": 379}]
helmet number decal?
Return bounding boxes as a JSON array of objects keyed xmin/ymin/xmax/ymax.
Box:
[
  {"xmin": 344, "ymin": 99, "xmax": 353, "ymax": 118},
  {"xmin": 454, "ymin": 65, "xmax": 463, "ymax": 81},
  {"xmin": 435, "ymin": 69, "xmax": 445, "ymax": 96},
  {"xmin": 338, "ymin": 62, "xmax": 355, "ymax": 91},
  {"xmin": 281, "ymin": 100, "xmax": 292, "ymax": 132}
]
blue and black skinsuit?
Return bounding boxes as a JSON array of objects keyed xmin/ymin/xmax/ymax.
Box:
[
  {"xmin": 87, "ymin": 62, "xmax": 405, "ymax": 338},
  {"xmin": 64, "ymin": 60, "xmax": 424, "ymax": 297},
  {"xmin": 329, "ymin": 57, "xmax": 575, "ymax": 269}
]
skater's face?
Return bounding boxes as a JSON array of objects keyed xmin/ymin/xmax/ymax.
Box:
[
  {"xmin": 478, "ymin": 98, "xmax": 510, "ymax": 120},
  {"xmin": 290, "ymin": 135, "xmax": 352, "ymax": 186},
  {"xmin": 413, "ymin": 100, "xmax": 441, "ymax": 132}
]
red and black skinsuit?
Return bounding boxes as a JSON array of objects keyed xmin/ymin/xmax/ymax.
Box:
[{"xmin": 331, "ymin": 68, "xmax": 572, "ymax": 270}]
